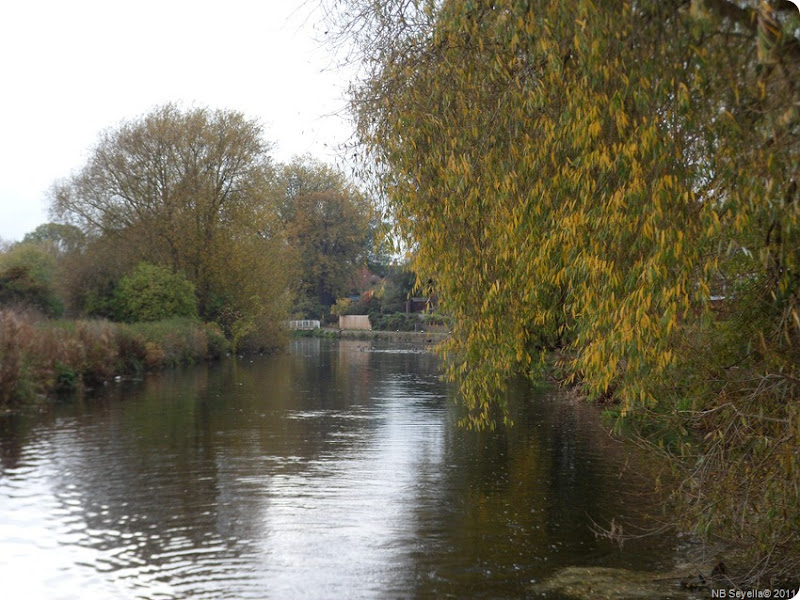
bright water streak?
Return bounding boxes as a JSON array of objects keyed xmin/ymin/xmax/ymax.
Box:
[{"xmin": 0, "ymin": 339, "xmax": 676, "ymax": 599}]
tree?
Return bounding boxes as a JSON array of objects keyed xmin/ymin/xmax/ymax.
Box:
[
  {"xmin": 277, "ymin": 157, "xmax": 373, "ymax": 317},
  {"xmin": 22, "ymin": 223, "xmax": 85, "ymax": 255},
  {"xmin": 331, "ymin": 0, "xmax": 800, "ymax": 583},
  {"xmin": 49, "ymin": 104, "xmax": 290, "ymax": 343},
  {"xmin": 0, "ymin": 242, "xmax": 63, "ymax": 316},
  {"xmin": 377, "ymin": 262, "xmax": 417, "ymax": 314},
  {"xmin": 114, "ymin": 263, "xmax": 198, "ymax": 322},
  {"xmin": 277, "ymin": 155, "xmax": 350, "ymax": 216}
]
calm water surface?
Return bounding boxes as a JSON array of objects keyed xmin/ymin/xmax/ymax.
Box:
[{"xmin": 0, "ymin": 339, "xmax": 678, "ymax": 599}]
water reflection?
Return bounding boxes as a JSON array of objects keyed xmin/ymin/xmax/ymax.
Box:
[{"xmin": 0, "ymin": 339, "xmax": 676, "ymax": 599}]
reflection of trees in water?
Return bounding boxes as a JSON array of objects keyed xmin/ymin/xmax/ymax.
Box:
[
  {"xmin": 0, "ymin": 413, "xmax": 28, "ymax": 470},
  {"xmin": 0, "ymin": 342, "xmax": 449, "ymax": 595},
  {"xmin": 1, "ymin": 342, "xmax": 674, "ymax": 598},
  {"xmin": 29, "ymin": 374, "xmax": 244, "ymax": 576},
  {"xmin": 406, "ymin": 382, "xmax": 676, "ymax": 598}
]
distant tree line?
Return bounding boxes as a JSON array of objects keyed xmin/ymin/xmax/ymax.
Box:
[{"xmin": 0, "ymin": 104, "xmax": 381, "ymax": 351}]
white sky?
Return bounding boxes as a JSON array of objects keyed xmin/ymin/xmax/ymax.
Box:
[{"xmin": 0, "ymin": 0, "xmax": 354, "ymax": 242}]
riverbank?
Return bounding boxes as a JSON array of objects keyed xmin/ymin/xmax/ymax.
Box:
[
  {"xmin": 0, "ymin": 309, "xmax": 230, "ymax": 408},
  {"xmin": 0, "ymin": 308, "xmax": 449, "ymax": 410},
  {"xmin": 294, "ymin": 327, "xmax": 449, "ymax": 344}
]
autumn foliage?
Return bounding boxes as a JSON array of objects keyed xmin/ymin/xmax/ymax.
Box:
[
  {"xmin": 334, "ymin": 0, "xmax": 800, "ymax": 583},
  {"xmin": 49, "ymin": 104, "xmax": 290, "ymax": 349}
]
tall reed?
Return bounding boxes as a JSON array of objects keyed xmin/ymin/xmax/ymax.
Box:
[{"xmin": 0, "ymin": 310, "xmax": 230, "ymax": 406}]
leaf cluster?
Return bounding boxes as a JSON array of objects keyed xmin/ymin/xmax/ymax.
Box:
[
  {"xmin": 114, "ymin": 263, "xmax": 198, "ymax": 323},
  {"xmin": 338, "ymin": 0, "xmax": 800, "ymax": 581}
]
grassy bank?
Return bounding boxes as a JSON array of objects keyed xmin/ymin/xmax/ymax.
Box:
[{"xmin": 0, "ymin": 309, "xmax": 229, "ymax": 407}]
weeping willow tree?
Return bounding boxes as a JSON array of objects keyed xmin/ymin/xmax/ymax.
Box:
[{"xmin": 328, "ymin": 0, "xmax": 800, "ymax": 584}]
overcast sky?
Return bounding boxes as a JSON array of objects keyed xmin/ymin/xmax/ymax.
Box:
[{"xmin": 0, "ymin": 0, "xmax": 354, "ymax": 242}]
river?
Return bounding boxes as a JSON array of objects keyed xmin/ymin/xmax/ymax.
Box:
[{"xmin": 0, "ymin": 338, "xmax": 680, "ymax": 599}]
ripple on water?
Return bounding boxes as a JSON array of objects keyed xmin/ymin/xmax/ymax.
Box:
[{"xmin": 0, "ymin": 345, "xmax": 680, "ymax": 599}]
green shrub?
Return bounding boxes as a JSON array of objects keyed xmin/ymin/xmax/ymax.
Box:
[
  {"xmin": 0, "ymin": 244, "xmax": 64, "ymax": 317},
  {"xmin": 202, "ymin": 322, "xmax": 230, "ymax": 358},
  {"xmin": 420, "ymin": 312, "xmax": 452, "ymax": 329},
  {"xmin": 370, "ymin": 312, "xmax": 419, "ymax": 331},
  {"xmin": 331, "ymin": 298, "xmax": 352, "ymax": 316},
  {"xmin": 115, "ymin": 263, "xmax": 198, "ymax": 322},
  {"xmin": 53, "ymin": 363, "xmax": 79, "ymax": 393}
]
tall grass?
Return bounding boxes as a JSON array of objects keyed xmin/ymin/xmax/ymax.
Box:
[{"xmin": 0, "ymin": 310, "xmax": 230, "ymax": 406}]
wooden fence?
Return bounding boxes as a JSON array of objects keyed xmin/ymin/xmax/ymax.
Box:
[{"xmin": 339, "ymin": 315, "xmax": 372, "ymax": 330}]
